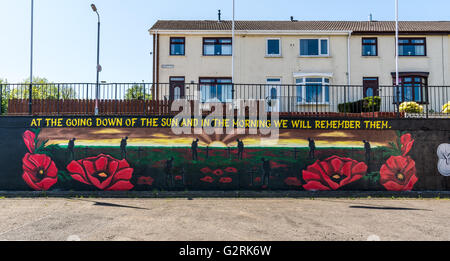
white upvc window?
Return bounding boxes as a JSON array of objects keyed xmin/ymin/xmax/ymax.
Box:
[
  {"xmin": 299, "ymin": 38, "xmax": 329, "ymax": 56},
  {"xmin": 266, "ymin": 38, "xmax": 281, "ymax": 56},
  {"xmin": 199, "ymin": 78, "xmax": 233, "ymax": 103},
  {"xmin": 296, "ymin": 77, "xmax": 330, "ymax": 104}
]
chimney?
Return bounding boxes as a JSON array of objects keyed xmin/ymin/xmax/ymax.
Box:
[
  {"xmin": 369, "ymin": 13, "xmax": 373, "ymax": 22},
  {"xmin": 290, "ymin": 16, "xmax": 298, "ymax": 22},
  {"xmin": 218, "ymin": 10, "xmax": 221, "ymax": 22}
]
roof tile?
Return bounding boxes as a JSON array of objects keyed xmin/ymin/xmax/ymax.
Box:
[{"xmin": 150, "ymin": 20, "xmax": 450, "ymax": 33}]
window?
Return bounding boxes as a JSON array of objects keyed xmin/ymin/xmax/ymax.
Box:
[
  {"xmin": 199, "ymin": 78, "xmax": 233, "ymax": 102},
  {"xmin": 203, "ymin": 38, "xmax": 232, "ymax": 56},
  {"xmin": 266, "ymin": 39, "xmax": 281, "ymax": 56},
  {"xmin": 300, "ymin": 39, "xmax": 328, "ymax": 56},
  {"xmin": 296, "ymin": 78, "xmax": 330, "ymax": 104},
  {"xmin": 362, "ymin": 38, "xmax": 378, "ymax": 56},
  {"xmin": 393, "ymin": 74, "xmax": 428, "ymax": 103},
  {"xmin": 399, "ymin": 38, "xmax": 426, "ymax": 56},
  {"xmin": 170, "ymin": 37, "xmax": 185, "ymax": 56}
]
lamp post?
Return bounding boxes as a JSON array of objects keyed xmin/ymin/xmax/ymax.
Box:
[
  {"xmin": 29, "ymin": 0, "xmax": 34, "ymax": 115},
  {"xmin": 395, "ymin": 0, "xmax": 400, "ymax": 114},
  {"xmin": 91, "ymin": 4, "xmax": 101, "ymax": 115}
]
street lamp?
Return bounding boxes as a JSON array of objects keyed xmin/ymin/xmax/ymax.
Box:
[{"xmin": 91, "ymin": 4, "xmax": 101, "ymax": 115}]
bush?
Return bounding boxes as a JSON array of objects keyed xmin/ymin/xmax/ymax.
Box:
[
  {"xmin": 363, "ymin": 96, "xmax": 381, "ymax": 112},
  {"xmin": 442, "ymin": 102, "xmax": 450, "ymax": 114},
  {"xmin": 399, "ymin": 101, "xmax": 424, "ymax": 113},
  {"xmin": 338, "ymin": 96, "xmax": 381, "ymax": 113}
]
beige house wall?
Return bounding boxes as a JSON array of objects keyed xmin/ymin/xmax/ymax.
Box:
[{"xmin": 153, "ymin": 31, "xmax": 450, "ymax": 112}]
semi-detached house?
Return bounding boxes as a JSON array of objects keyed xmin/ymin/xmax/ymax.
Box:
[{"xmin": 149, "ymin": 20, "xmax": 450, "ymax": 113}]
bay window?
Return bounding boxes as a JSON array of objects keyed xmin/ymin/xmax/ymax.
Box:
[
  {"xmin": 296, "ymin": 78, "xmax": 330, "ymax": 104},
  {"xmin": 392, "ymin": 74, "xmax": 428, "ymax": 103}
]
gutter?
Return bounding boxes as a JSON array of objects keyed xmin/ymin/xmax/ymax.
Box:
[{"xmin": 148, "ymin": 29, "xmax": 354, "ymax": 36}]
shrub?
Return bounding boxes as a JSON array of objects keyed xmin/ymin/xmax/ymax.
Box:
[
  {"xmin": 399, "ymin": 101, "xmax": 424, "ymax": 113},
  {"xmin": 442, "ymin": 102, "xmax": 450, "ymax": 114},
  {"xmin": 338, "ymin": 96, "xmax": 381, "ymax": 113},
  {"xmin": 362, "ymin": 96, "xmax": 381, "ymax": 112}
]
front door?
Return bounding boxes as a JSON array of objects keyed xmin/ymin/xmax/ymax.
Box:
[
  {"xmin": 266, "ymin": 78, "xmax": 281, "ymax": 112},
  {"xmin": 363, "ymin": 77, "xmax": 379, "ymax": 97},
  {"xmin": 169, "ymin": 77, "xmax": 185, "ymax": 100}
]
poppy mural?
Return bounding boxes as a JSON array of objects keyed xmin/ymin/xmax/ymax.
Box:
[{"xmin": 1, "ymin": 116, "xmax": 447, "ymax": 191}]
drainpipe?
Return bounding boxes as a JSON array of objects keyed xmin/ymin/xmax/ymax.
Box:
[
  {"xmin": 347, "ymin": 31, "xmax": 352, "ymax": 86},
  {"xmin": 154, "ymin": 31, "xmax": 159, "ymax": 100},
  {"xmin": 345, "ymin": 31, "xmax": 352, "ymax": 114}
]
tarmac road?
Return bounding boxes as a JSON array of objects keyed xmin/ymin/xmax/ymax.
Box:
[{"xmin": 0, "ymin": 197, "xmax": 448, "ymax": 241}]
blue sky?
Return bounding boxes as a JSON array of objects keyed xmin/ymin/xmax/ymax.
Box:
[{"xmin": 0, "ymin": 0, "xmax": 449, "ymax": 83}]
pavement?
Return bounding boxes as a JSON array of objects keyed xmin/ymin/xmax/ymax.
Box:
[{"xmin": 0, "ymin": 197, "xmax": 449, "ymax": 241}]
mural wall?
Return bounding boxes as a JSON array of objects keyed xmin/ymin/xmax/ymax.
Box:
[{"xmin": 0, "ymin": 116, "xmax": 449, "ymax": 192}]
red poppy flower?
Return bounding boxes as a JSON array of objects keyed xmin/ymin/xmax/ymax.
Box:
[
  {"xmin": 254, "ymin": 177, "xmax": 261, "ymax": 183},
  {"xmin": 284, "ymin": 177, "xmax": 302, "ymax": 187},
  {"xmin": 200, "ymin": 176, "xmax": 214, "ymax": 183},
  {"xmin": 137, "ymin": 176, "xmax": 154, "ymax": 186},
  {"xmin": 175, "ymin": 175, "xmax": 183, "ymax": 181},
  {"xmin": 302, "ymin": 156, "xmax": 368, "ymax": 191},
  {"xmin": 23, "ymin": 131, "xmax": 36, "ymax": 153},
  {"xmin": 219, "ymin": 177, "xmax": 233, "ymax": 184},
  {"xmin": 22, "ymin": 153, "xmax": 58, "ymax": 191},
  {"xmin": 67, "ymin": 154, "xmax": 134, "ymax": 191},
  {"xmin": 225, "ymin": 167, "xmax": 238, "ymax": 173},
  {"xmin": 400, "ymin": 134, "xmax": 414, "ymax": 156},
  {"xmin": 212, "ymin": 169, "xmax": 224, "ymax": 176},
  {"xmin": 380, "ymin": 156, "xmax": 418, "ymax": 191},
  {"xmin": 200, "ymin": 167, "xmax": 212, "ymax": 174}
]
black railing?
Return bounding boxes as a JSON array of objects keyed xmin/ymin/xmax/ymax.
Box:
[{"xmin": 0, "ymin": 83, "xmax": 448, "ymax": 118}]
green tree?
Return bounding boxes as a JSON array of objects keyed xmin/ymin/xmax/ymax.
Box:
[
  {"xmin": 0, "ymin": 78, "xmax": 10, "ymax": 114},
  {"xmin": 10, "ymin": 77, "xmax": 76, "ymax": 100},
  {"xmin": 125, "ymin": 84, "xmax": 152, "ymax": 100}
]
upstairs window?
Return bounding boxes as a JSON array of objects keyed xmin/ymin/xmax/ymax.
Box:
[
  {"xmin": 300, "ymin": 39, "xmax": 329, "ymax": 56},
  {"xmin": 266, "ymin": 39, "xmax": 281, "ymax": 56},
  {"xmin": 362, "ymin": 38, "xmax": 378, "ymax": 56},
  {"xmin": 399, "ymin": 38, "xmax": 426, "ymax": 56},
  {"xmin": 203, "ymin": 38, "xmax": 232, "ymax": 56},
  {"xmin": 170, "ymin": 37, "xmax": 185, "ymax": 56}
]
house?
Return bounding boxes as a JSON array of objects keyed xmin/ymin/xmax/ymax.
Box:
[{"xmin": 149, "ymin": 20, "xmax": 450, "ymax": 113}]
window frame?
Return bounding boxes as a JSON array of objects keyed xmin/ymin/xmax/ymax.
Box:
[
  {"xmin": 362, "ymin": 37, "xmax": 378, "ymax": 56},
  {"xmin": 295, "ymin": 77, "xmax": 330, "ymax": 104},
  {"xmin": 266, "ymin": 38, "xmax": 282, "ymax": 57},
  {"xmin": 169, "ymin": 37, "xmax": 185, "ymax": 56},
  {"xmin": 199, "ymin": 77, "xmax": 233, "ymax": 103},
  {"xmin": 398, "ymin": 37, "xmax": 427, "ymax": 57},
  {"xmin": 392, "ymin": 73, "xmax": 428, "ymax": 104},
  {"xmin": 299, "ymin": 38, "xmax": 329, "ymax": 57},
  {"xmin": 202, "ymin": 37, "xmax": 233, "ymax": 56}
]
